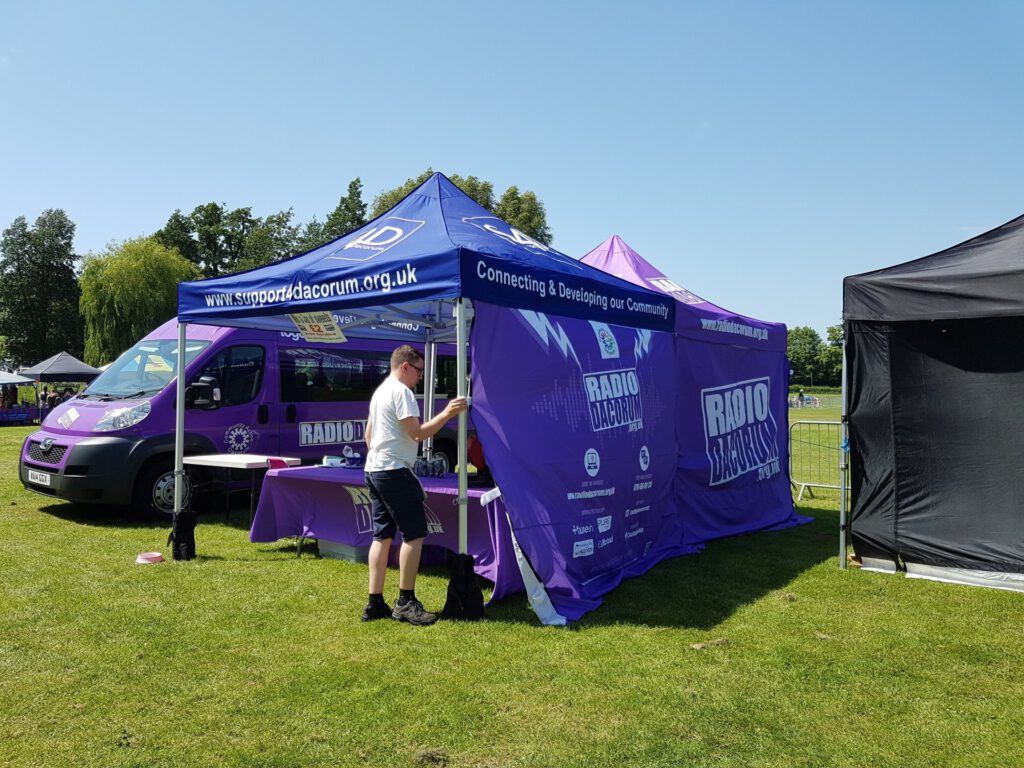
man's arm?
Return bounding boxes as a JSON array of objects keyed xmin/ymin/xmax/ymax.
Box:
[
  {"xmin": 365, "ymin": 418, "xmax": 372, "ymax": 448},
  {"xmin": 400, "ymin": 397, "xmax": 468, "ymax": 442}
]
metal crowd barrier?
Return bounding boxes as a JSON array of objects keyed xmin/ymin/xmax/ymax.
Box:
[
  {"xmin": 789, "ymin": 420, "xmax": 849, "ymax": 500},
  {"xmin": 788, "ymin": 395, "xmax": 842, "ymax": 409}
]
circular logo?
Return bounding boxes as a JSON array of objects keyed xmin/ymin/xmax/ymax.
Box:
[
  {"xmin": 639, "ymin": 445, "xmax": 650, "ymax": 471},
  {"xmin": 597, "ymin": 328, "xmax": 617, "ymax": 356},
  {"xmin": 584, "ymin": 448, "xmax": 601, "ymax": 478},
  {"xmin": 224, "ymin": 423, "xmax": 257, "ymax": 453}
]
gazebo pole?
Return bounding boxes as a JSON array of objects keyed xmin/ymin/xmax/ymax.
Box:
[
  {"xmin": 174, "ymin": 321, "xmax": 187, "ymax": 518},
  {"xmin": 422, "ymin": 330, "xmax": 436, "ymax": 460},
  {"xmin": 839, "ymin": 328, "xmax": 849, "ymax": 569},
  {"xmin": 455, "ymin": 298, "xmax": 468, "ymax": 554}
]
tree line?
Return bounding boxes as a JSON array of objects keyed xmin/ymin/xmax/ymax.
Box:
[
  {"xmin": 0, "ymin": 171, "xmax": 551, "ymax": 368},
  {"xmin": 1, "ymin": 173, "xmax": 843, "ymax": 383},
  {"xmin": 787, "ymin": 324, "xmax": 843, "ymax": 387}
]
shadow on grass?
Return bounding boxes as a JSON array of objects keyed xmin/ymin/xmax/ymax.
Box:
[
  {"xmin": 482, "ymin": 503, "xmax": 840, "ymax": 630},
  {"xmin": 38, "ymin": 495, "xmax": 257, "ymax": 532},
  {"xmin": 39, "ymin": 501, "xmax": 168, "ymax": 530},
  {"xmin": 40, "ymin": 493, "xmax": 839, "ymax": 629}
]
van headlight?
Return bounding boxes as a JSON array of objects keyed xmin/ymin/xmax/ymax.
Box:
[{"xmin": 94, "ymin": 401, "xmax": 152, "ymax": 432}]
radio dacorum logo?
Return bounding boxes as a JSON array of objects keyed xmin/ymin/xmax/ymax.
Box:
[{"xmin": 701, "ymin": 377, "xmax": 779, "ymax": 485}]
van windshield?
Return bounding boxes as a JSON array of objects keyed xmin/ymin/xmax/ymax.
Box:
[{"xmin": 83, "ymin": 339, "xmax": 211, "ymax": 399}]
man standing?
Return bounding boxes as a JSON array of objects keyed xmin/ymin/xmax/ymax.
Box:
[{"xmin": 362, "ymin": 345, "xmax": 468, "ymax": 625}]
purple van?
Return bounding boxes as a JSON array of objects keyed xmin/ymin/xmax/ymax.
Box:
[{"xmin": 19, "ymin": 320, "xmax": 460, "ymax": 515}]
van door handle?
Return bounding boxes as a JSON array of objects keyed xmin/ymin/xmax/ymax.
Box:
[
  {"xmin": 257, "ymin": 404, "xmax": 269, "ymax": 424},
  {"xmin": 286, "ymin": 404, "xmax": 296, "ymax": 423}
]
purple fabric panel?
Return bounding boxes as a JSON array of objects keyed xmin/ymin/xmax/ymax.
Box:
[
  {"xmin": 674, "ymin": 339, "xmax": 809, "ymax": 543},
  {"xmin": 581, "ymin": 235, "xmax": 786, "ymax": 353},
  {"xmin": 470, "ymin": 302, "xmax": 699, "ymax": 622},
  {"xmin": 249, "ymin": 466, "xmax": 524, "ymax": 601}
]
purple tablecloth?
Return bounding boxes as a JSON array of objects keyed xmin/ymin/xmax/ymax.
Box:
[{"xmin": 250, "ymin": 466, "xmax": 524, "ymax": 602}]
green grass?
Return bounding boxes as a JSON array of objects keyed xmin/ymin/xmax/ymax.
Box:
[{"xmin": 2, "ymin": 425, "xmax": 1023, "ymax": 767}]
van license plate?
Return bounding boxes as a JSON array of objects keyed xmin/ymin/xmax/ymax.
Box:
[{"xmin": 28, "ymin": 470, "xmax": 51, "ymax": 487}]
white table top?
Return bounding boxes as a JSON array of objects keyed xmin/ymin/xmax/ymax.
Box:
[{"xmin": 183, "ymin": 453, "xmax": 301, "ymax": 469}]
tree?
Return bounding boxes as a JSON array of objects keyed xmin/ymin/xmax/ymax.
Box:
[
  {"xmin": 0, "ymin": 210, "xmax": 82, "ymax": 366},
  {"xmin": 322, "ymin": 177, "xmax": 368, "ymax": 242},
  {"xmin": 153, "ymin": 210, "xmax": 199, "ymax": 265},
  {"xmin": 787, "ymin": 326, "xmax": 825, "ymax": 386},
  {"xmin": 79, "ymin": 238, "xmax": 201, "ymax": 366},
  {"xmin": 235, "ymin": 209, "xmax": 300, "ymax": 271},
  {"xmin": 154, "ymin": 204, "xmax": 300, "ymax": 276},
  {"xmin": 371, "ymin": 170, "xmax": 553, "ymax": 245},
  {"xmin": 816, "ymin": 324, "xmax": 844, "ymax": 387},
  {"xmin": 295, "ymin": 216, "xmax": 326, "ymax": 253},
  {"xmin": 495, "ymin": 186, "xmax": 551, "ymax": 245}
]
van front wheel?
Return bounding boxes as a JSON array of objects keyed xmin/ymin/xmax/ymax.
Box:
[
  {"xmin": 133, "ymin": 459, "xmax": 191, "ymax": 518},
  {"xmin": 432, "ymin": 441, "xmax": 456, "ymax": 475}
]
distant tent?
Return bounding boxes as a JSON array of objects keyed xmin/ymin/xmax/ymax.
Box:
[
  {"xmin": 0, "ymin": 371, "xmax": 34, "ymax": 385},
  {"xmin": 582, "ymin": 235, "xmax": 805, "ymax": 544},
  {"xmin": 844, "ymin": 212, "xmax": 1024, "ymax": 589},
  {"xmin": 20, "ymin": 351, "xmax": 101, "ymax": 382}
]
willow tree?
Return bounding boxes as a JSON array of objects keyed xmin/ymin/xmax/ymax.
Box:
[{"xmin": 79, "ymin": 238, "xmax": 201, "ymax": 366}]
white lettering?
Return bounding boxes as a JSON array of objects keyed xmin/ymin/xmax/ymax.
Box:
[{"xmin": 345, "ymin": 225, "xmax": 404, "ymax": 250}]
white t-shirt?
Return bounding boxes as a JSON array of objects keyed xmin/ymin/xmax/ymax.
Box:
[{"xmin": 365, "ymin": 375, "xmax": 420, "ymax": 471}]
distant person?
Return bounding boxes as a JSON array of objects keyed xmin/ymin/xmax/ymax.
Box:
[
  {"xmin": 362, "ymin": 345, "xmax": 468, "ymax": 625},
  {"xmin": 797, "ymin": 388, "xmax": 805, "ymax": 408}
]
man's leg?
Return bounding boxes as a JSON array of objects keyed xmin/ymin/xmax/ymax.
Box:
[
  {"xmin": 362, "ymin": 473, "xmax": 397, "ymax": 621},
  {"xmin": 377, "ymin": 469, "xmax": 435, "ymax": 625},
  {"xmin": 368, "ymin": 537, "xmax": 392, "ymax": 594},
  {"xmin": 392, "ymin": 533, "xmax": 435, "ymax": 625},
  {"xmin": 398, "ymin": 537, "xmax": 424, "ymax": 590}
]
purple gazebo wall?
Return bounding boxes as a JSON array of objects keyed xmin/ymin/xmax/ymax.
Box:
[
  {"xmin": 582, "ymin": 236, "xmax": 807, "ymax": 545},
  {"xmin": 470, "ymin": 301, "xmax": 699, "ymax": 623},
  {"xmin": 674, "ymin": 340, "xmax": 801, "ymax": 543}
]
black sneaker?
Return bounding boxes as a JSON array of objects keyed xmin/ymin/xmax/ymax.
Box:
[
  {"xmin": 391, "ymin": 597, "xmax": 438, "ymax": 626},
  {"xmin": 361, "ymin": 600, "xmax": 394, "ymax": 622}
]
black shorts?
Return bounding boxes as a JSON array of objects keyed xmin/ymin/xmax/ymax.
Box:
[{"xmin": 365, "ymin": 468, "xmax": 427, "ymax": 542}]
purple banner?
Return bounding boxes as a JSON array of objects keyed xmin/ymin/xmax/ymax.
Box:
[
  {"xmin": 675, "ymin": 341, "xmax": 809, "ymax": 543},
  {"xmin": 470, "ymin": 302, "xmax": 699, "ymax": 623}
]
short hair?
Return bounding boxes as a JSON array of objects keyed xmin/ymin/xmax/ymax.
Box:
[{"xmin": 390, "ymin": 345, "xmax": 422, "ymax": 371}]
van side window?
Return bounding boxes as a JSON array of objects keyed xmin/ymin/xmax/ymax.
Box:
[
  {"xmin": 434, "ymin": 355, "xmax": 458, "ymax": 397},
  {"xmin": 279, "ymin": 347, "xmax": 391, "ymax": 402},
  {"xmin": 198, "ymin": 345, "xmax": 265, "ymax": 406}
]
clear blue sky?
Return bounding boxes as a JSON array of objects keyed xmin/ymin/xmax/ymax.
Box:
[{"xmin": 3, "ymin": 1, "xmax": 1023, "ymax": 337}]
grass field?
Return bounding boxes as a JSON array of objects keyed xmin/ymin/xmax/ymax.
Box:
[{"xmin": 2, "ymin": 424, "xmax": 1022, "ymax": 767}]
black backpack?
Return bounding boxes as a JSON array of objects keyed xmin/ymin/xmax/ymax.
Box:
[
  {"xmin": 167, "ymin": 508, "xmax": 197, "ymax": 561},
  {"xmin": 441, "ymin": 552, "xmax": 485, "ymax": 621}
]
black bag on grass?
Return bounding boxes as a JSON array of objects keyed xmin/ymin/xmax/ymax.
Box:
[
  {"xmin": 441, "ymin": 552, "xmax": 485, "ymax": 621},
  {"xmin": 167, "ymin": 508, "xmax": 197, "ymax": 561}
]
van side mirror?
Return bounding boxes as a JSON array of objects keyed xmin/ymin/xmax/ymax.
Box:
[{"xmin": 186, "ymin": 375, "xmax": 221, "ymax": 410}]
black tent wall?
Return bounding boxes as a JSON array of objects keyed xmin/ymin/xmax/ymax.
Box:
[{"xmin": 847, "ymin": 316, "xmax": 1024, "ymax": 572}]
